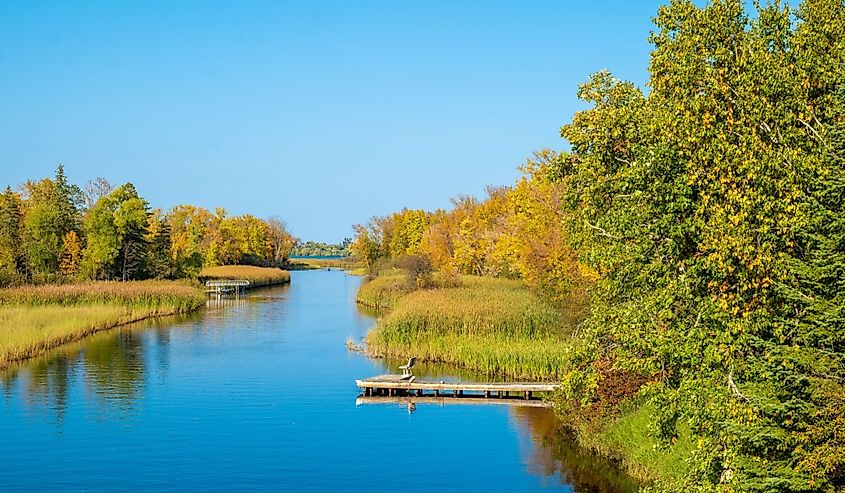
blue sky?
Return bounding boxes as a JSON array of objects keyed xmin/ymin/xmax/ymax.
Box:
[{"xmin": 1, "ymin": 1, "xmax": 664, "ymax": 242}]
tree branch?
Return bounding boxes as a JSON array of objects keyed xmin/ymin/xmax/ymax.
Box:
[
  {"xmin": 798, "ymin": 118, "xmax": 826, "ymax": 145},
  {"xmin": 584, "ymin": 220, "xmax": 623, "ymax": 240},
  {"xmin": 728, "ymin": 372, "xmax": 749, "ymax": 403}
]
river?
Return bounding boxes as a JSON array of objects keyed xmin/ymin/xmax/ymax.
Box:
[{"xmin": 0, "ymin": 270, "xmax": 636, "ymax": 492}]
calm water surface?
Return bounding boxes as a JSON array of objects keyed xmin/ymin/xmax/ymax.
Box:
[{"xmin": 0, "ymin": 270, "xmax": 636, "ymax": 492}]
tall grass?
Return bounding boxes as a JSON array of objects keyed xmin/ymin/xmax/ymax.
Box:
[
  {"xmin": 0, "ymin": 304, "xmax": 185, "ymax": 367},
  {"xmin": 355, "ymin": 271, "xmax": 412, "ymax": 310},
  {"xmin": 0, "ymin": 281, "xmax": 206, "ymax": 367},
  {"xmin": 0, "ymin": 280, "xmax": 205, "ymax": 310},
  {"xmin": 363, "ymin": 275, "xmax": 574, "ymax": 380},
  {"xmin": 200, "ymin": 265, "xmax": 291, "ymax": 288}
]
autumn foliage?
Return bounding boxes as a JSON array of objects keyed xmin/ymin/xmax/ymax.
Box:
[{"xmin": 0, "ymin": 167, "xmax": 297, "ymax": 284}]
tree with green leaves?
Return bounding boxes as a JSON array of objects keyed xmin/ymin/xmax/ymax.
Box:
[
  {"xmin": 81, "ymin": 183, "xmax": 149, "ymax": 280},
  {"xmin": 21, "ymin": 165, "xmax": 81, "ymax": 279},
  {"xmin": 558, "ymin": 1, "xmax": 845, "ymax": 491}
]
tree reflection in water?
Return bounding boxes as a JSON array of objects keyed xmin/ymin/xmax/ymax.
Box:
[
  {"xmin": 0, "ymin": 314, "xmax": 197, "ymax": 424},
  {"xmin": 82, "ymin": 329, "xmax": 146, "ymax": 413},
  {"xmin": 510, "ymin": 406, "xmax": 640, "ymax": 492},
  {"xmin": 368, "ymin": 357, "xmax": 639, "ymax": 491}
]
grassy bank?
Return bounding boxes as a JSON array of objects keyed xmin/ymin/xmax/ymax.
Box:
[
  {"xmin": 287, "ymin": 257, "xmax": 362, "ymax": 271},
  {"xmin": 0, "ymin": 281, "xmax": 205, "ymax": 368},
  {"xmin": 355, "ymin": 270, "xmax": 413, "ymax": 310},
  {"xmin": 200, "ymin": 265, "xmax": 291, "ymax": 288},
  {"xmin": 359, "ymin": 273, "xmax": 573, "ymax": 380},
  {"xmin": 357, "ymin": 271, "xmax": 692, "ymax": 485},
  {"xmin": 588, "ymin": 404, "xmax": 692, "ymax": 485}
]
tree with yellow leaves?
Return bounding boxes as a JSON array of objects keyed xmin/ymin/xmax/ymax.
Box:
[{"xmin": 59, "ymin": 230, "xmax": 82, "ymax": 277}]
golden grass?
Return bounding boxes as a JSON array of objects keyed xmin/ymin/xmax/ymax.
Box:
[
  {"xmin": 0, "ymin": 280, "xmax": 206, "ymax": 368},
  {"xmin": 355, "ymin": 271, "xmax": 412, "ymax": 310},
  {"xmin": 0, "ymin": 304, "xmax": 188, "ymax": 367},
  {"xmin": 200, "ymin": 265, "xmax": 291, "ymax": 288},
  {"xmin": 0, "ymin": 280, "xmax": 204, "ymax": 310},
  {"xmin": 363, "ymin": 275, "xmax": 573, "ymax": 380}
]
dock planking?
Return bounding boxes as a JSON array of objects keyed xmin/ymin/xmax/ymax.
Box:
[
  {"xmin": 356, "ymin": 374, "xmax": 557, "ymax": 402},
  {"xmin": 355, "ymin": 395, "xmax": 552, "ymax": 408}
]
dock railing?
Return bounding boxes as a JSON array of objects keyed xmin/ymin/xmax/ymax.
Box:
[{"xmin": 205, "ymin": 279, "xmax": 250, "ymax": 300}]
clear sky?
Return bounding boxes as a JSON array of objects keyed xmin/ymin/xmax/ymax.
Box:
[{"xmin": 1, "ymin": 1, "xmax": 664, "ymax": 243}]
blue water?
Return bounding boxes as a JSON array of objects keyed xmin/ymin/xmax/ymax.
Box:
[{"xmin": 0, "ymin": 270, "xmax": 635, "ymax": 492}]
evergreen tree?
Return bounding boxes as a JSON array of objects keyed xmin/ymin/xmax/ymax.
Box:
[
  {"xmin": 145, "ymin": 210, "xmax": 173, "ymax": 280},
  {"xmin": 775, "ymin": 70, "xmax": 845, "ymax": 489},
  {"xmin": 0, "ymin": 187, "xmax": 24, "ymax": 280}
]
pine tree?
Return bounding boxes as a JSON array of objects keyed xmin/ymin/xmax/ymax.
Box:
[
  {"xmin": 0, "ymin": 187, "xmax": 24, "ymax": 275},
  {"xmin": 119, "ymin": 224, "xmax": 148, "ymax": 281},
  {"xmin": 784, "ymin": 71, "xmax": 845, "ymax": 488},
  {"xmin": 145, "ymin": 210, "xmax": 173, "ymax": 279}
]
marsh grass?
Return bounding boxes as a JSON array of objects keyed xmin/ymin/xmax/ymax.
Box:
[
  {"xmin": 288, "ymin": 257, "xmax": 362, "ymax": 271},
  {"xmin": 363, "ymin": 275, "xmax": 573, "ymax": 380},
  {"xmin": 355, "ymin": 271, "xmax": 412, "ymax": 310},
  {"xmin": 0, "ymin": 281, "xmax": 205, "ymax": 367},
  {"xmin": 200, "ymin": 265, "xmax": 291, "ymax": 288},
  {"xmin": 0, "ymin": 304, "xmax": 188, "ymax": 367},
  {"xmin": 0, "ymin": 281, "xmax": 204, "ymax": 310}
]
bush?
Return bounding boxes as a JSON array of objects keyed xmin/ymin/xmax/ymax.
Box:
[{"xmin": 395, "ymin": 254, "xmax": 434, "ymax": 289}]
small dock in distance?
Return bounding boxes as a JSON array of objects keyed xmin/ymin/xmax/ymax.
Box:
[
  {"xmin": 356, "ymin": 374, "xmax": 557, "ymax": 406},
  {"xmin": 205, "ymin": 279, "xmax": 250, "ymax": 300}
]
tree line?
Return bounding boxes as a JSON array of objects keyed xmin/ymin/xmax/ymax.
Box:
[
  {"xmin": 290, "ymin": 239, "xmax": 351, "ymax": 257},
  {"xmin": 350, "ymin": 150, "xmax": 590, "ymax": 310},
  {"xmin": 351, "ymin": 1, "xmax": 845, "ymax": 491},
  {"xmin": 0, "ymin": 166, "xmax": 297, "ymax": 285}
]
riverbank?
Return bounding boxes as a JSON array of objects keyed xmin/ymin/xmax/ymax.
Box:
[
  {"xmin": 287, "ymin": 257, "xmax": 362, "ymax": 271},
  {"xmin": 356, "ymin": 271, "xmax": 690, "ymax": 488},
  {"xmin": 357, "ymin": 272, "xmax": 572, "ymax": 380},
  {"xmin": 0, "ymin": 281, "xmax": 205, "ymax": 368},
  {"xmin": 199, "ymin": 265, "xmax": 291, "ymax": 288}
]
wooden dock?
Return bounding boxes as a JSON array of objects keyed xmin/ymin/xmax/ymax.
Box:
[
  {"xmin": 356, "ymin": 374, "xmax": 557, "ymax": 402},
  {"xmin": 205, "ymin": 279, "xmax": 250, "ymax": 300},
  {"xmin": 355, "ymin": 395, "xmax": 552, "ymax": 408}
]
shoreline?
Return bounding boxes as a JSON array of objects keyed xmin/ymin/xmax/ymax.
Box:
[
  {"xmin": 354, "ymin": 271, "xmax": 683, "ymax": 488},
  {"xmin": 0, "ymin": 304, "xmax": 203, "ymax": 370},
  {"xmin": 0, "ymin": 280, "xmax": 207, "ymax": 371}
]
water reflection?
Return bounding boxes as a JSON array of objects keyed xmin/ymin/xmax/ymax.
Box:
[
  {"xmin": 511, "ymin": 407, "xmax": 640, "ymax": 492},
  {"xmin": 363, "ymin": 329, "xmax": 640, "ymax": 491},
  {"xmin": 0, "ymin": 313, "xmax": 199, "ymax": 424},
  {"xmin": 0, "ymin": 276, "xmax": 636, "ymax": 492}
]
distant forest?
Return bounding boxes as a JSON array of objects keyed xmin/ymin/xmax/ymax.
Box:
[
  {"xmin": 0, "ymin": 165, "xmax": 297, "ymax": 285},
  {"xmin": 290, "ymin": 240, "xmax": 350, "ymax": 257}
]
